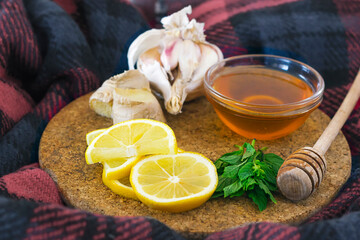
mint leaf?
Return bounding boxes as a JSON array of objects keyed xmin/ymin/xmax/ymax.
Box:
[
  {"xmin": 224, "ymin": 180, "xmax": 243, "ymax": 197},
  {"xmin": 238, "ymin": 162, "xmax": 254, "ymax": 180},
  {"xmin": 264, "ymin": 153, "xmax": 284, "ymax": 170},
  {"xmin": 219, "ymin": 150, "xmax": 243, "ymax": 158},
  {"xmin": 211, "ymin": 191, "xmax": 224, "ymax": 198},
  {"xmin": 234, "ymin": 144, "xmax": 243, "ymax": 150},
  {"xmin": 258, "ymin": 162, "xmax": 277, "ymax": 184},
  {"xmin": 264, "ymin": 180, "xmax": 278, "ymax": 192},
  {"xmin": 242, "ymin": 142, "xmax": 255, "ymax": 160},
  {"xmin": 260, "ymin": 146, "xmax": 268, "ymax": 152},
  {"xmin": 223, "ymin": 164, "xmax": 242, "ymax": 179},
  {"xmin": 248, "ymin": 186, "xmax": 268, "ymax": 211},
  {"xmin": 244, "ymin": 177, "xmax": 256, "ymax": 190},
  {"xmin": 219, "ymin": 154, "xmax": 242, "ymax": 165},
  {"xmin": 230, "ymin": 189, "xmax": 245, "ymax": 197},
  {"xmin": 215, "ymin": 175, "xmax": 236, "ymax": 192},
  {"xmin": 214, "ymin": 150, "xmax": 245, "ymax": 173},
  {"xmin": 214, "ymin": 159, "xmax": 224, "ymax": 170},
  {"xmin": 256, "ymin": 179, "xmax": 277, "ymax": 204}
]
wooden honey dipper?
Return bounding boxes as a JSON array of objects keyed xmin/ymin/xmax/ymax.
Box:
[{"xmin": 277, "ymin": 69, "xmax": 360, "ymax": 201}]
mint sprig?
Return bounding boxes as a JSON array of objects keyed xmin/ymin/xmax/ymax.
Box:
[{"xmin": 212, "ymin": 140, "xmax": 284, "ymax": 211}]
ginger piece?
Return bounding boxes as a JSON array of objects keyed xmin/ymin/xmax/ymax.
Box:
[{"xmin": 89, "ymin": 70, "xmax": 165, "ymax": 123}]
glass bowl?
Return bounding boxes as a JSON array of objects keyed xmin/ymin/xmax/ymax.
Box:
[{"xmin": 204, "ymin": 54, "xmax": 324, "ymax": 140}]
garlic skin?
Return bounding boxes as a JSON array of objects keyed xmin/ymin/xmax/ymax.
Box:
[
  {"xmin": 128, "ymin": 5, "xmax": 223, "ymax": 115},
  {"xmin": 89, "ymin": 70, "xmax": 165, "ymax": 123}
]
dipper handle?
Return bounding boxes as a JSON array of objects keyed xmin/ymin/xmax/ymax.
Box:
[
  {"xmin": 313, "ymin": 70, "xmax": 360, "ymax": 155},
  {"xmin": 277, "ymin": 69, "xmax": 360, "ymax": 201}
]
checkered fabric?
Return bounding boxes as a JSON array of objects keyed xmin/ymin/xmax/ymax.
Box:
[{"xmin": 0, "ymin": 0, "xmax": 359, "ymax": 239}]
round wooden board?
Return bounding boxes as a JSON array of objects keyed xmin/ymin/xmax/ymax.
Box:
[{"xmin": 39, "ymin": 93, "xmax": 351, "ymax": 239}]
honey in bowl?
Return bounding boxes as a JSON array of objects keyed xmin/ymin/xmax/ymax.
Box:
[{"xmin": 204, "ymin": 55, "xmax": 324, "ymax": 140}]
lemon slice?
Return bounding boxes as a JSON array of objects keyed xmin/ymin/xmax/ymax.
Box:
[
  {"xmin": 86, "ymin": 130, "xmax": 184, "ymax": 155},
  {"xmin": 86, "ymin": 129, "xmax": 106, "ymax": 145},
  {"xmin": 103, "ymin": 149, "xmax": 185, "ymax": 180},
  {"xmin": 177, "ymin": 148, "xmax": 185, "ymax": 153},
  {"xmin": 85, "ymin": 119, "xmax": 177, "ymax": 164},
  {"xmin": 102, "ymin": 170, "xmax": 138, "ymax": 200},
  {"xmin": 103, "ymin": 156, "xmax": 140, "ymax": 180},
  {"xmin": 130, "ymin": 152, "xmax": 218, "ymax": 212},
  {"xmin": 87, "ymin": 128, "xmax": 140, "ymax": 179}
]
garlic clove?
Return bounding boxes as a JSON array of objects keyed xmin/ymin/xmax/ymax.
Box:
[
  {"xmin": 177, "ymin": 39, "xmax": 201, "ymax": 80},
  {"xmin": 128, "ymin": 29, "xmax": 165, "ymax": 70},
  {"xmin": 186, "ymin": 43, "xmax": 224, "ymax": 101},
  {"xmin": 203, "ymin": 41, "xmax": 224, "ymax": 64},
  {"xmin": 164, "ymin": 40, "xmax": 201, "ymax": 114},
  {"xmin": 89, "ymin": 70, "xmax": 150, "ymax": 118},
  {"xmin": 166, "ymin": 72, "xmax": 185, "ymax": 114},
  {"xmin": 137, "ymin": 47, "xmax": 172, "ymax": 105},
  {"xmin": 160, "ymin": 36, "xmax": 182, "ymax": 80},
  {"xmin": 112, "ymin": 88, "xmax": 165, "ymax": 124},
  {"xmin": 165, "ymin": 42, "xmax": 222, "ymax": 114},
  {"xmin": 193, "ymin": 43, "xmax": 224, "ymax": 82}
]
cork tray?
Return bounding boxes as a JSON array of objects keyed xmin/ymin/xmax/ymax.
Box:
[{"xmin": 39, "ymin": 93, "xmax": 351, "ymax": 239}]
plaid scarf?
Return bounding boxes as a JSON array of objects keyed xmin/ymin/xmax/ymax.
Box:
[{"xmin": 0, "ymin": 0, "xmax": 359, "ymax": 239}]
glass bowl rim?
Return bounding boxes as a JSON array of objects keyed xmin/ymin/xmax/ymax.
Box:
[{"xmin": 204, "ymin": 54, "xmax": 325, "ymax": 113}]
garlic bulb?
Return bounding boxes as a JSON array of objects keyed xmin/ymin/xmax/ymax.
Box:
[
  {"xmin": 128, "ymin": 6, "xmax": 223, "ymax": 115},
  {"xmin": 89, "ymin": 70, "xmax": 165, "ymax": 123}
]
